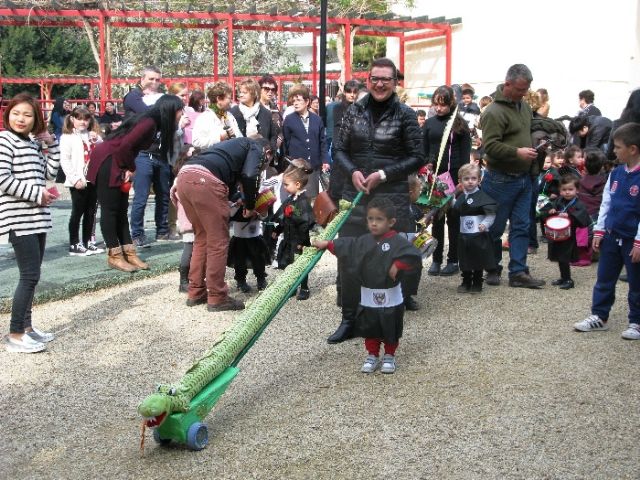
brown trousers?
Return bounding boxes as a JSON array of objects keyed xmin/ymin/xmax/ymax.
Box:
[{"xmin": 176, "ymin": 169, "xmax": 230, "ymax": 305}]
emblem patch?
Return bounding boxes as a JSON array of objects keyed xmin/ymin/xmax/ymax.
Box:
[
  {"xmin": 373, "ymin": 292, "xmax": 386, "ymax": 305},
  {"xmin": 467, "ymin": 197, "xmax": 474, "ymax": 204},
  {"xmin": 381, "ymin": 242, "xmax": 390, "ymax": 252},
  {"xmin": 611, "ymin": 180, "xmax": 618, "ymax": 193},
  {"xmin": 631, "ymin": 185, "xmax": 639, "ymax": 197},
  {"xmin": 464, "ymin": 219, "xmax": 475, "ymax": 230}
]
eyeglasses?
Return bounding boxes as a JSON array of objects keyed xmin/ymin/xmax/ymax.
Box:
[
  {"xmin": 369, "ymin": 76, "xmax": 396, "ymax": 85},
  {"xmin": 262, "ymin": 86, "xmax": 277, "ymax": 92}
]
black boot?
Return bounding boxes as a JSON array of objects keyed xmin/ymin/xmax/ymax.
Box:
[
  {"xmin": 179, "ymin": 265, "xmax": 189, "ymax": 293},
  {"xmin": 470, "ymin": 271, "xmax": 483, "ymax": 294},
  {"xmin": 327, "ymin": 317, "xmax": 354, "ymax": 344}
]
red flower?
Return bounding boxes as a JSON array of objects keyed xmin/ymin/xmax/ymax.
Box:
[
  {"xmin": 284, "ymin": 205, "xmax": 294, "ymax": 217},
  {"xmin": 120, "ymin": 181, "xmax": 132, "ymax": 194},
  {"xmin": 543, "ymin": 173, "xmax": 554, "ymax": 182}
]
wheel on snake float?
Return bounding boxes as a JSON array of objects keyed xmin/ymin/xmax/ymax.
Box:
[
  {"xmin": 186, "ymin": 422, "xmax": 209, "ymax": 451},
  {"xmin": 153, "ymin": 429, "xmax": 171, "ymax": 446}
]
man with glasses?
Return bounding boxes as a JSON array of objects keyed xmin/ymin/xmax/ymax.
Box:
[{"xmin": 328, "ymin": 58, "xmax": 425, "ymax": 344}]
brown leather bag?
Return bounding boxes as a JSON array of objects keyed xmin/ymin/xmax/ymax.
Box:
[{"xmin": 313, "ymin": 191, "xmax": 338, "ymax": 227}]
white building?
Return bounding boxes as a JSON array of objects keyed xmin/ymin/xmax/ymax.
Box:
[{"xmin": 390, "ymin": 0, "xmax": 640, "ymax": 119}]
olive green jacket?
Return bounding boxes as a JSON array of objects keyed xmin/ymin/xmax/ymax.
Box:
[{"xmin": 480, "ymin": 85, "xmax": 535, "ymax": 175}]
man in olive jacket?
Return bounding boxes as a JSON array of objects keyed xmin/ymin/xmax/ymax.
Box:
[
  {"xmin": 328, "ymin": 57, "xmax": 425, "ymax": 343},
  {"xmin": 480, "ymin": 63, "xmax": 545, "ymax": 289}
]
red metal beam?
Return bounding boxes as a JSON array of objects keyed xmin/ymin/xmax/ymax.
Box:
[
  {"xmin": 98, "ymin": 14, "xmax": 107, "ymax": 102},
  {"xmin": 399, "ymin": 35, "xmax": 405, "ymax": 86},
  {"xmin": 404, "ymin": 30, "xmax": 447, "ymax": 42}
]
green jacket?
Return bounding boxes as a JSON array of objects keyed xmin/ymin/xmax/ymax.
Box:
[{"xmin": 480, "ymin": 84, "xmax": 534, "ymax": 175}]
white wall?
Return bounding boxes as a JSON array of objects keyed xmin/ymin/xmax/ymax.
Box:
[{"xmin": 392, "ymin": 0, "xmax": 639, "ymax": 119}]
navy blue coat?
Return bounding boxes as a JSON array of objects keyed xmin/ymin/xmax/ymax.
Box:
[{"xmin": 282, "ymin": 111, "xmax": 328, "ymax": 170}]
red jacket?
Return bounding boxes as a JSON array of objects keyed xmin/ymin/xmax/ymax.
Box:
[{"xmin": 86, "ymin": 117, "xmax": 157, "ymax": 187}]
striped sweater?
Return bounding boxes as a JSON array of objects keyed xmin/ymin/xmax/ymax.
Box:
[{"xmin": 0, "ymin": 130, "xmax": 60, "ymax": 238}]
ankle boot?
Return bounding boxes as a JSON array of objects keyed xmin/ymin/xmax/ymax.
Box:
[
  {"xmin": 108, "ymin": 246, "xmax": 138, "ymax": 272},
  {"xmin": 178, "ymin": 265, "xmax": 189, "ymax": 293},
  {"xmin": 122, "ymin": 244, "xmax": 149, "ymax": 270},
  {"xmin": 327, "ymin": 317, "xmax": 354, "ymax": 344}
]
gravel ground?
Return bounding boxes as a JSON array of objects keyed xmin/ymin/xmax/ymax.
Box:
[{"xmin": 1, "ymin": 249, "xmax": 638, "ymax": 480}]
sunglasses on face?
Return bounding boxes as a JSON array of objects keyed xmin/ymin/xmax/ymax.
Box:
[{"xmin": 262, "ymin": 86, "xmax": 277, "ymax": 92}]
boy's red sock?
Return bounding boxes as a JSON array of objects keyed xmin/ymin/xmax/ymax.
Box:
[
  {"xmin": 384, "ymin": 342, "xmax": 398, "ymax": 356},
  {"xmin": 364, "ymin": 338, "xmax": 381, "ymax": 356}
]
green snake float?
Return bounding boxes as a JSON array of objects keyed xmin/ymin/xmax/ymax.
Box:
[{"xmin": 138, "ymin": 195, "xmax": 361, "ymax": 428}]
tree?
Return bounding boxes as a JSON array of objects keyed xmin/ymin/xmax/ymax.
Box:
[{"xmin": 0, "ymin": 26, "xmax": 95, "ymax": 99}]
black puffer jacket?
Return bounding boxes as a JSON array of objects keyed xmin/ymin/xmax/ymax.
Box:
[{"xmin": 332, "ymin": 93, "xmax": 425, "ymax": 232}]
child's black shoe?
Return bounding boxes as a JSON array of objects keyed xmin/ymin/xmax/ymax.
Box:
[
  {"xmin": 559, "ymin": 279, "xmax": 575, "ymax": 290},
  {"xmin": 551, "ymin": 279, "xmax": 565, "ymax": 286},
  {"xmin": 237, "ymin": 281, "xmax": 252, "ymax": 293},
  {"xmin": 257, "ymin": 278, "xmax": 268, "ymax": 291},
  {"xmin": 296, "ymin": 288, "xmax": 310, "ymax": 300}
]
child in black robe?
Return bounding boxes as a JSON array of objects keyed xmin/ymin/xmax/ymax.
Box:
[
  {"xmin": 452, "ymin": 163, "xmax": 498, "ymax": 293},
  {"xmin": 313, "ymin": 197, "xmax": 422, "ymax": 374},
  {"xmin": 541, "ymin": 174, "xmax": 592, "ymax": 289},
  {"xmin": 272, "ymin": 159, "xmax": 315, "ymax": 300}
]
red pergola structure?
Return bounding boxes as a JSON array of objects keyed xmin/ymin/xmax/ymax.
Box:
[{"xmin": 0, "ymin": 5, "xmax": 461, "ymax": 102}]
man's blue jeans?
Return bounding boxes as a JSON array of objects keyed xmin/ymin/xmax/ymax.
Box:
[
  {"xmin": 481, "ymin": 169, "xmax": 532, "ymax": 277},
  {"xmin": 130, "ymin": 152, "xmax": 171, "ymax": 240}
]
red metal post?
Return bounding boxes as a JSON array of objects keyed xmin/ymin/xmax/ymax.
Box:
[
  {"xmin": 445, "ymin": 26, "xmax": 452, "ymax": 86},
  {"xmin": 312, "ymin": 32, "xmax": 318, "ymax": 95},
  {"xmin": 98, "ymin": 14, "xmax": 107, "ymax": 102},
  {"xmin": 399, "ymin": 34, "xmax": 405, "ymax": 86},
  {"xmin": 344, "ymin": 22, "xmax": 352, "ymax": 82},
  {"xmin": 213, "ymin": 31, "xmax": 219, "ymax": 81},
  {"xmin": 227, "ymin": 17, "xmax": 234, "ymax": 91}
]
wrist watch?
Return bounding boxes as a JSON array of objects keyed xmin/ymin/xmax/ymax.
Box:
[{"xmin": 377, "ymin": 169, "xmax": 387, "ymax": 182}]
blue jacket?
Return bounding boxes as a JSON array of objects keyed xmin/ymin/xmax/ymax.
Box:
[
  {"xmin": 601, "ymin": 165, "xmax": 640, "ymax": 240},
  {"xmin": 282, "ymin": 111, "xmax": 328, "ymax": 170}
]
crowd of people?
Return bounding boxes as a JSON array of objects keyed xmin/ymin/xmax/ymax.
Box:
[{"xmin": 1, "ymin": 60, "xmax": 638, "ymax": 378}]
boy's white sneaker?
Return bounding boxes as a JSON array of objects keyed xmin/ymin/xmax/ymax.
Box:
[
  {"xmin": 574, "ymin": 314, "xmax": 609, "ymax": 332},
  {"xmin": 380, "ymin": 354, "xmax": 396, "ymax": 374},
  {"xmin": 621, "ymin": 323, "xmax": 640, "ymax": 340},
  {"xmin": 361, "ymin": 355, "xmax": 379, "ymax": 374},
  {"xmin": 4, "ymin": 334, "xmax": 46, "ymax": 353}
]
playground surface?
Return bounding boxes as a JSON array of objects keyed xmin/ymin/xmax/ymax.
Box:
[{"xmin": 0, "ymin": 201, "xmax": 639, "ymax": 479}]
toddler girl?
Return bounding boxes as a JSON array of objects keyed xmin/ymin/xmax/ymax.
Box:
[{"xmin": 272, "ymin": 159, "xmax": 315, "ymax": 300}]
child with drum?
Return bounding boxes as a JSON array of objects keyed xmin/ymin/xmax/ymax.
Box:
[
  {"xmin": 452, "ymin": 163, "xmax": 498, "ymax": 293},
  {"xmin": 540, "ymin": 175, "xmax": 591, "ymax": 289},
  {"xmin": 574, "ymin": 123, "xmax": 640, "ymax": 339}
]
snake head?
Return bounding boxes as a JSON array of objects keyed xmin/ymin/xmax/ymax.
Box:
[{"xmin": 137, "ymin": 386, "xmax": 176, "ymax": 427}]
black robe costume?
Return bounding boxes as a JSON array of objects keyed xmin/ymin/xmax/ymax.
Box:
[
  {"xmin": 274, "ymin": 191, "xmax": 315, "ymax": 269},
  {"xmin": 226, "ymin": 208, "xmax": 271, "ymax": 277},
  {"xmin": 331, "ymin": 231, "xmax": 422, "ymax": 343},
  {"xmin": 452, "ymin": 189, "xmax": 498, "ymax": 272},
  {"xmin": 541, "ymin": 196, "xmax": 591, "ymax": 263}
]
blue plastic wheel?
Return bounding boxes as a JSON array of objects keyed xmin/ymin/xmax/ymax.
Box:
[
  {"xmin": 186, "ymin": 422, "xmax": 208, "ymax": 451},
  {"xmin": 153, "ymin": 429, "xmax": 171, "ymax": 446}
]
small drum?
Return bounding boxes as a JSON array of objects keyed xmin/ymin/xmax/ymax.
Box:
[
  {"xmin": 254, "ymin": 188, "xmax": 276, "ymax": 215},
  {"xmin": 413, "ymin": 231, "xmax": 438, "ymax": 258},
  {"xmin": 544, "ymin": 216, "xmax": 571, "ymax": 242}
]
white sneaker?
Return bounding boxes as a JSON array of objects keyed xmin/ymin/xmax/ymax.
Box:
[
  {"xmin": 380, "ymin": 354, "xmax": 396, "ymax": 374},
  {"xmin": 621, "ymin": 324, "xmax": 640, "ymax": 340},
  {"xmin": 4, "ymin": 334, "xmax": 46, "ymax": 353},
  {"xmin": 69, "ymin": 243, "xmax": 89, "ymax": 256},
  {"xmin": 26, "ymin": 326, "xmax": 55, "ymax": 343},
  {"xmin": 85, "ymin": 242, "xmax": 104, "ymax": 255},
  {"xmin": 574, "ymin": 314, "xmax": 609, "ymax": 332},
  {"xmin": 361, "ymin": 355, "xmax": 379, "ymax": 373}
]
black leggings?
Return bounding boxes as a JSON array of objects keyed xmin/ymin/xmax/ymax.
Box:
[
  {"xmin": 96, "ymin": 157, "xmax": 132, "ymax": 249},
  {"xmin": 68, "ymin": 184, "xmax": 98, "ymax": 245},
  {"xmin": 432, "ymin": 211, "xmax": 459, "ymax": 264},
  {"xmin": 559, "ymin": 261, "xmax": 571, "ymax": 281},
  {"xmin": 9, "ymin": 232, "xmax": 45, "ymax": 334}
]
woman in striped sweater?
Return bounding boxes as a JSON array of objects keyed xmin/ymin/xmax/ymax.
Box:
[{"xmin": 0, "ymin": 93, "xmax": 60, "ymax": 353}]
